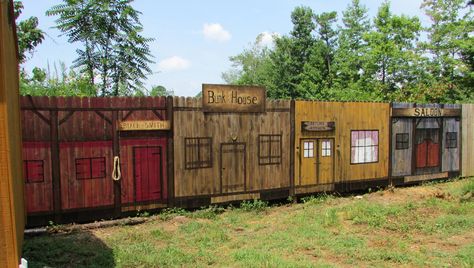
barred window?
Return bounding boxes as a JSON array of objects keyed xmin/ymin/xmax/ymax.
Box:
[
  {"xmin": 24, "ymin": 160, "xmax": 44, "ymax": 183},
  {"xmin": 258, "ymin": 135, "xmax": 282, "ymax": 165},
  {"xmin": 395, "ymin": 133, "xmax": 409, "ymax": 150},
  {"xmin": 446, "ymin": 132, "xmax": 457, "ymax": 149},
  {"xmin": 76, "ymin": 157, "xmax": 106, "ymax": 180},
  {"xmin": 351, "ymin": 130, "xmax": 379, "ymax": 164},
  {"xmin": 185, "ymin": 137, "xmax": 212, "ymax": 169}
]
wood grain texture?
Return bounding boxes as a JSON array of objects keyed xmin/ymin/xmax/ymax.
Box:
[
  {"xmin": 173, "ymin": 97, "xmax": 291, "ymax": 198},
  {"xmin": 202, "ymin": 84, "xmax": 266, "ymax": 113},
  {"xmin": 294, "ymin": 101, "xmax": 390, "ymax": 187},
  {"xmin": 442, "ymin": 104, "xmax": 461, "ymax": 172},
  {"xmin": 20, "ymin": 96, "xmax": 169, "ymax": 217},
  {"xmin": 391, "ymin": 103, "xmax": 414, "ymax": 177},
  {"xmin": 0, "ymin": 0, "xmax": 24, "ymax": 266},
  {"xmin": 462, "ymin": 104, "xmax": 474, "ymax": 177}
]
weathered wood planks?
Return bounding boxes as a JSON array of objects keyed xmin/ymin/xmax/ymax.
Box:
[{"xmin": 0, "ymin": 0, "xmax": 25, "ymax": 266}]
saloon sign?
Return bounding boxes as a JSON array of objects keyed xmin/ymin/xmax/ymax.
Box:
[
  {"xmin": 391, "ymin": 108, "xmax": 461, "ymax": 117},
  {"xmin": 202, "ymin": 84, "xmax": 266, "ymax": 113}
]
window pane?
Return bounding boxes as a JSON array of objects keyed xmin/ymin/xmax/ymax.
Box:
[
  {"xmin": 91, "ymin": 158, "xmax": 106, "ymax": 178},
  {"xmin": 185, "ymin": 138, "xmax": 212, "ymax": 169}
]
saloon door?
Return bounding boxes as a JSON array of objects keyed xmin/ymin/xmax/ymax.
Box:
[{"xmin": 415, "ymin": 118, "xmax": 441, "ymax": 174}]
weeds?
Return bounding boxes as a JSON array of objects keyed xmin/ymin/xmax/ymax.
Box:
[
  {"xmin": 159, "ymin": 207, "xmax": 188, "ymax": 220},
  {"xmin": 240, "ymin": 199, "xmax": 268, "ymax": 212},
  {"xmin": 192, "ymin": 205, "xmax": 225, "ymax": 220}
]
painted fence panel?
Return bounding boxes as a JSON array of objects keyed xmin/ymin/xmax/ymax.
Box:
[
  {"xmin": 21, "ymin": 96, "xmax": 170, "ymax": 219},
  {"xmin": 462, "ymin": 104, "xmax": 474, "ymax": 177},
  {"xmin": 173, "ymin": 97, "xmax": 291, "ymax": 198}
]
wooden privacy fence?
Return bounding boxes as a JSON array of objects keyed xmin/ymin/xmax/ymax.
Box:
[
  {"xmin": 21, "ymin": 96, "xmax": 172, "ymax": 225},
  {"xmin": 19, "ymin": 94, "xmax": 471, "ymax": 226}
]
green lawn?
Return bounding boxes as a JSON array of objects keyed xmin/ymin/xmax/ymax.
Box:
[{"xmin": 23, "ymin": 177, "xmax": 474, "ymax": 268}]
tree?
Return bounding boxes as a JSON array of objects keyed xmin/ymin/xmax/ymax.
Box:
[
  {"xmin": 314, "ymin": 11, "xmax": 338, "ymax": 88},
  {"xmin": 364, "ymin": 2, "xmax": 422, "ymax": 100},
  {"xmin": 14, "ymin": 1, "xmax": 44, "ymax": 64},
  {"xmin": 222, "ymin": 33, "xmax": 273, "ymax": 86},
  {"xmin": 268, "ymin": 6, "xmax": 317, "ymax": 99},
  {"xmin": 333, "ymin": 0, "xmax": 371, "ymax": 91},
  {"xmin": 149, "ymin": 85, "xmax": 173, "ymax": 96},
  {"xmin": 47, "ymin": 0, "xmax": 154, "ymax": 96},
  {"xmin": 421, "ymin": 0, "xmax": 474, "ymax": 101}
]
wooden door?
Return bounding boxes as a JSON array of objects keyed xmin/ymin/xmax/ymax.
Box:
[
  {"xmin": 318, "ymin": 139, "xmax": 334, "ymax": 184},
  {"xmin": 133, "ymin": 146, "xmax": 162, "ymax": 202},
  {"xmin": 300, "ymin": 139, "xmax": 317, "ymax": 185},
  {"xmin": 415, "ymin": 129, "xmax": 440, "ymax": 170},
  {"xmin": 220, "ymin": 143, "xmax": 246, "ymax": 194}
]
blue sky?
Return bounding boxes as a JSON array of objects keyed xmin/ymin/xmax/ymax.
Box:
[{"xmin": 20, "ymin": 0, "xmax": 428, "ymax": 96}]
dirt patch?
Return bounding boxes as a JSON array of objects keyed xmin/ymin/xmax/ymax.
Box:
[{"xmin": 364, "ymin": 185, "xmax": 453, "ymax": 204}]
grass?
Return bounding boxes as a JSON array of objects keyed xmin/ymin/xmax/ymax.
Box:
[{"xmin": 23, "ymin": 177, "xmax": 474, "ymax": 267}]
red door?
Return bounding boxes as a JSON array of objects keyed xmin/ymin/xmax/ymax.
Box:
[
  {"xmin": 416, "ymin": 129, "xmax": 440, "ymax": 168},
  {"xmin": 133, "ymin": 146, "xmax": 162, "ymax": 202}
]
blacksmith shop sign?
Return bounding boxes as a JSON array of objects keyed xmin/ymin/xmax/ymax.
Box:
[
  {"xmin": 202, "ymin": 84, "xmax": 266, "ymax": 113},
  {"xmin": 302, "ymin": 121, "xmax": 335, "ymax": 132},
  {"xmin": 119, "ymin": 120, "xmax": 170, "ymax": 131}
]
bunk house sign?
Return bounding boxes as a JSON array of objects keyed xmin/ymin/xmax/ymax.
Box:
[
  {"xmin": 392, "ymin": 107, "xmax": 461, "ymax": 117},
  {"xmin": 119, "ymin": 120, "xmax": 170, "ymax": 131},
  {"xmin": 202, "ymin": 84, "xmax": 266, "ymax": 113}
]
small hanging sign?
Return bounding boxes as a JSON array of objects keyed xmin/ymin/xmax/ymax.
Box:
[
  {"xmin": 301, "ymin": 121, "xmax": 335, "ymax": 132},
  {"xmin": 119, "ymin": 120, "xmax": 170, "ymax": 131}
]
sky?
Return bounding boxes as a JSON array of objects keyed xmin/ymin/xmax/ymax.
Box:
[{"xmin": 20, "ymin": 0, "xmax": 429, "ymax": 97}]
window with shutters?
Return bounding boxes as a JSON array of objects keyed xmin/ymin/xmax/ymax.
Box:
[{"xmin": 75, "ymin": 157, "xmax": 106, "ymax": 180}]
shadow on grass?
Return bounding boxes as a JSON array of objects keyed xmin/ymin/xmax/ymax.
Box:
[{"xmin": 23, "ymin": 230, "xmax": 114, "ymax": 268}]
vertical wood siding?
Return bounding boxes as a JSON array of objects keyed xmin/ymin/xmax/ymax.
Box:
[
  {"xmin": 20, "ymin": 96, "xmax": 169, "ymax": 217},
  {"xmin": 294, "ymin": 101, "xmax": 390, "ymax": 186},
  {"xmin": 0, "ymin": 0, "xmax": 24, "ymax": 266},
  {"xmin": 173, "ymin": 97, "xmax": 291, "ymax": 198},
  {"xmin": 462, "ymin": 104, "xmax": 474, "ymax": 177},
  {"xmin": 442, "ymin": 104, "xmax": 461, "ymax": 172},
  {"xmin": 391, "ymin": 103, "xmax": 414, "ymax": 177}
]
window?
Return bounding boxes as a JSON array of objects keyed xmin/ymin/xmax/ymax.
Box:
[
  {"xmin": 75, "ymin": 157, "xmax": 106, "ymax": 180},
  {"xmin": 321, "ymin": 140, "xmax": 331, "ymax": 157},
  {"xmin": 395, "ymin": 133, "xmax": 409, "ymax": 150},
  {"xmin": 351, "ymin": 130, "xmax": 379, "ymax": 164},
  {"xmin": 185, "ymin": 137, "xmax": 212, "ymax": 169},
  {"xmin": 446, "ymin": 132, "xmax": 457, "ymax": 149},
  {"xmin": 258, "ymin": 134, "xmax": 282, "ymax": 165},
  {"xmin": 24, "ymin": 160, "xmax": 44, "ymax": 183},
  {"xmin": 303, "ymin": 141, "xmax": 314, "ymax": 158}
]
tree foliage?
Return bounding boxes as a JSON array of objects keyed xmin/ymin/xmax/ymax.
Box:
[
  {"xmin": 222, "ymin": 0, "xmax": 474, "ymax": 103},
  {"xmin": 14, "ymin": 0, "xmax": 44, "ymax": 64},
  {"xmin": 46, "ymin": 0, "xmax": 154, "ymax": 96}
]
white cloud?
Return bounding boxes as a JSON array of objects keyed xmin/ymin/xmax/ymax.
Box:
[
  {"xmin": 257, "ymin": 31, "xmax": 280, "ymax": 47},
  {"xmin": 202, "ymin": 23, "xmax": 231, "ymax": 42},
  {"xmin": 158, "ymin": 56, "xmax": 191, "ymax": 71}
]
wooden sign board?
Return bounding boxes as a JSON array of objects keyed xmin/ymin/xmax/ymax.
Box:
[
  {"xmin": 119, "ymin": 120, "xmax": 170, "ymax": 131},
  {"xmin": 302, "ymin": 121, "xmax": 335, "ymax": 132},
  {"xmin": 202, "ymin": 84, "xmax": 266, "ymax": 113},
  {"xmin": 392, "ymin": 108, "xmax": 461, "ymax": 117}
]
